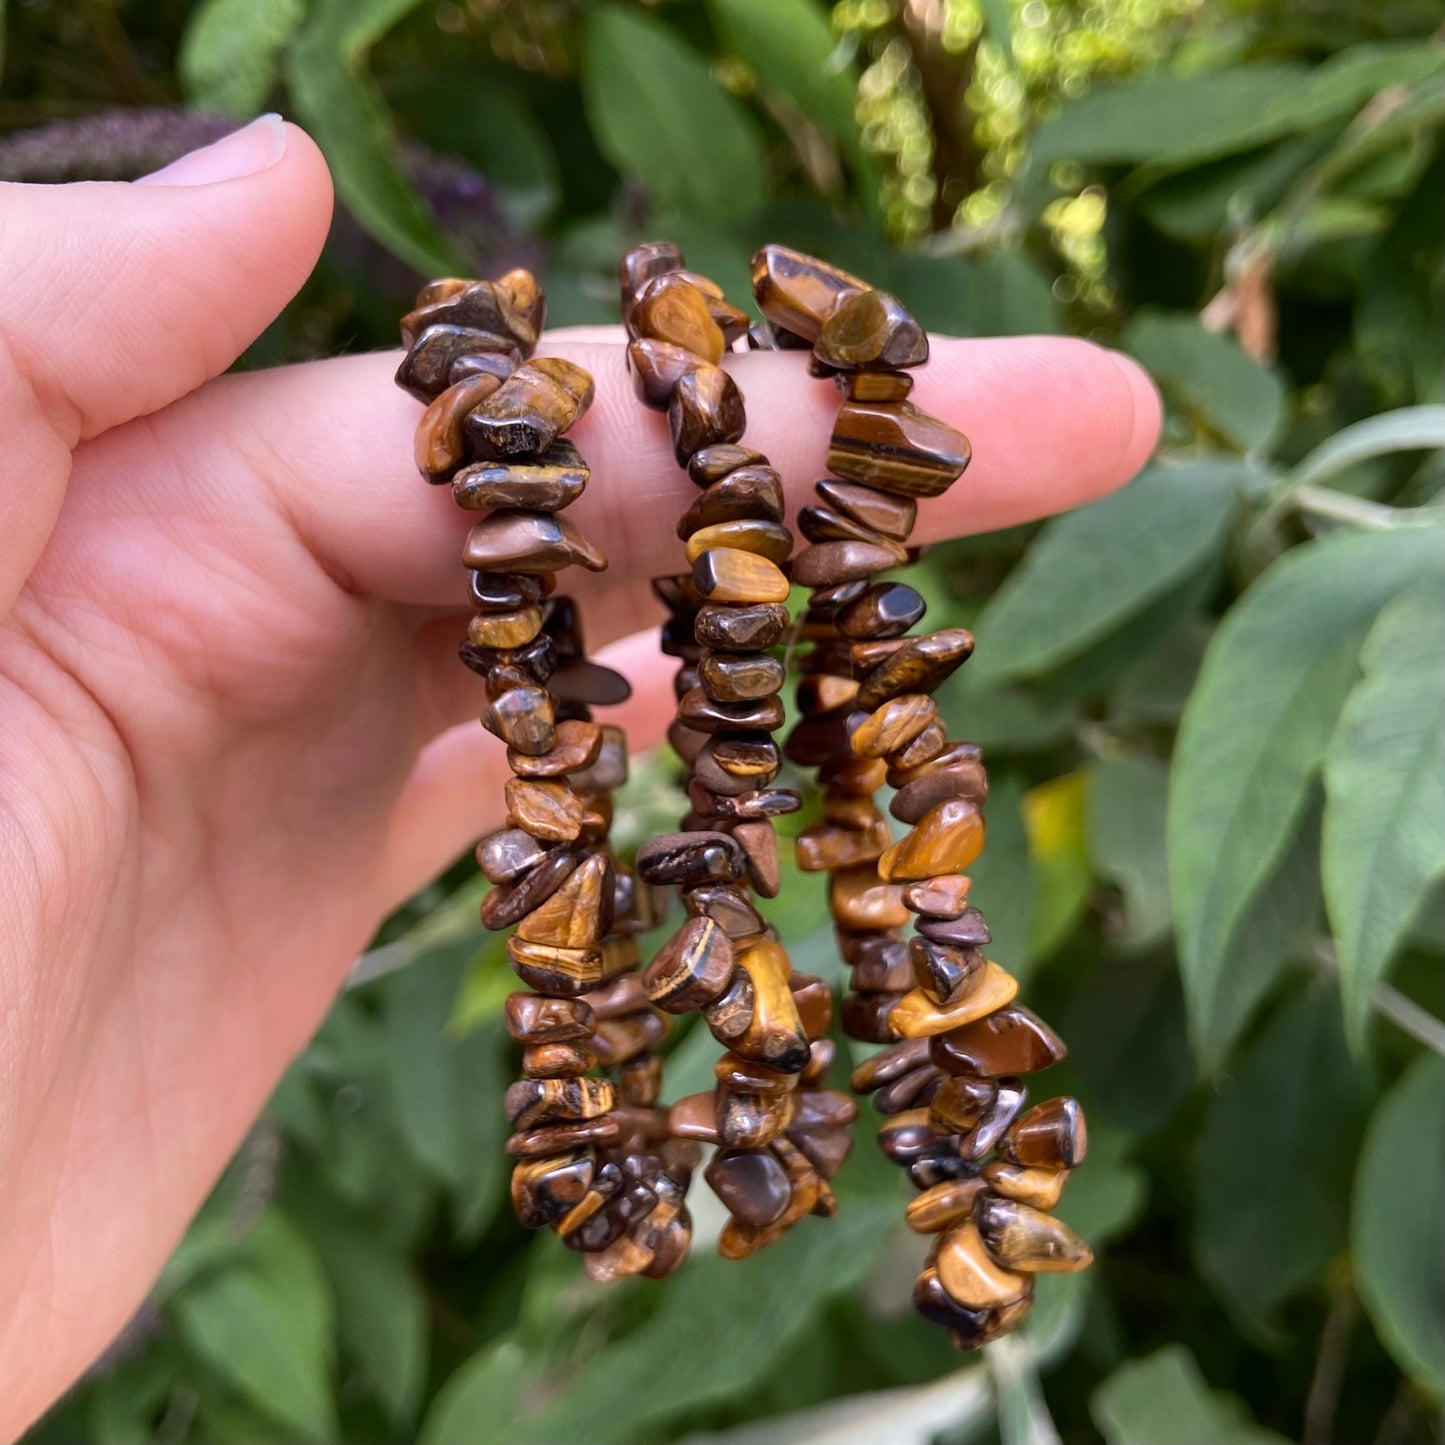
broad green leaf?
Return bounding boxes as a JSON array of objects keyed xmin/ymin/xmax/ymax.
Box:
[
  {"xmin": 1170, "ymin": 524, "xmax": 1444, "ymax": 1064},
  {"xmin": 1324, "ymin": 586, "xmax": 1445, "ymax": 1045},
  {"xmin": 1092, "ymin": 1346, "xmax": 1290, "ymax": 1444},
  {"xmin": 286, "ymin": 0, "xmax": 460, "ymax": 275},
  {"xmin": 708, "ymin": 0, "xmax": 857, "ymax": 141},
  {"xmin": 1087, "ymin": 754, "xmax": 1172, "ymax": 950},
  {"xmin": 1285, "ymin": 404, "xmax": 1445, "ymax": 492},
  {"xmin": 964, "ymin": 771, "xmax": 1036, "ymax": 981},
  {"xmin": 171, "ymin": 1212, "xmax": 336, "ymax": 1443},
  {"xmin": 1353, "ymin": 1054, "xmax": 1445, "ymax": 1395},
  {"xmin": 1194, "ymin": 987, "xmax": 1370, "ymax": 1331},
  {"xmin": 938, "ymin": 670, "xmax": 1079, "ymax": 753},
  {"xmin": 1109, "ymin": 619, "xmax": 1212, "ymax": 726},
  {"xmin": 889, "ymin": 250, "xmax": 1059, "ymax": 338},
  {"xmin": 178, "ymin": 0, "xmax": 303, "ymax": 115},
  {"xmin": 1023, "ymin": 770, "xmax": 1093, "ymax": 960},
  {"xmin": 580, "ymin": 4, "xmax": 766, "ymax": 220},
  {"xmin": 1034, "ymin": 42, "xmax": 1444, "ymax": 169},
  {"xmin": 1123, "ymin": 312, "xmax": 1285, "ymax": 453},
  {"xmin": 968, "ymin": 459, "xmax": 1241, "ymax": 688},
  {"xmin": 421, "ymin": 1339, "xmax": 531, "ymax": 1445}
]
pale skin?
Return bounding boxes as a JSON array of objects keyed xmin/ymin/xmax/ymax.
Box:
[{"xmin": 0, "ymin": 117, "xmax": 1161, "ymax": 1432}]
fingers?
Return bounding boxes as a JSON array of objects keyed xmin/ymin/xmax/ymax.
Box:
[
  {"xmin": 0, "ymin": 118, "xmax": 333, "ymax": 615},
  {"xmin": 200, "ymin": 333, "xmax": 1159, "ymax": 608}
]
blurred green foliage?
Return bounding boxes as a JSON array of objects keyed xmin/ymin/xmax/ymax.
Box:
[{"xmin": 3, "ymin": 0, "xmax": 1443, "ymax": 1441}]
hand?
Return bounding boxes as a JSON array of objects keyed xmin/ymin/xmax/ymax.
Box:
[{"xmin": 0, "ymin": 117, "xmax": 1160, "ymax": 1432}]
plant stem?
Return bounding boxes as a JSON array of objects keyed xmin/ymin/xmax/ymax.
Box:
[
  {"xmin": 1312, "ymin": 939, "xmax": 1445, "ymax": 1057},
  {"xmin": 1292, "ymin": 484, "xmax": 1415, "ymax": 531},
  {"xmin": 1303, "ymin": 1281, "xmax": 1357, "ymax": 1445}
]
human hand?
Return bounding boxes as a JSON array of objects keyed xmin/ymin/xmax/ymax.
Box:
[{"xmin": 0, "ymin": 116, "xmax": 1159, "ymax": 1432}]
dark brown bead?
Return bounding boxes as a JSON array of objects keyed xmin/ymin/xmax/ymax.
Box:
[
  {"xmin": 790, "ymin": 1088, "xmax": 858, "ymax": 1133},
  {"xmin": 468, "ymin": 570, "xmax": 545, "ymax": 611},
  {"xmin": 912, "ymin": 1266, "xmax": 993, "ymax": 1335},
  {"xmin": 928, "ymin": 1075, "xmax": 997, "ymax": 1134},
  {"xmin": 504, "ymin": 1076, "xmax": 614, "ymax": 1129},
  {"xmin": 396, "ymin": 323, "xmax": 520, "ymax": 403},
  {"xmin": 685, "ymin": 882, "xmax": 767, "ymax": 940},
  {"xmin": 644, "ymin": 915, "xmax": 735, "ymax": 1012},
  {"xmin": 550, "ymin": 660, "xmax": 632, "ymax": 707},
  {"xmin": 890, "ymin": 720, "xmax": 949, "ymax": 772},
  {"xmin": 619, "ymin": 240, "xmax": 683, "ymax": 313},
  {"xmin": 504, "ymin": 777, "xmax": 584, "ymax": 842},
  {"xmin": 401, "ymin": 276, "xmax": 539, "ymax": 352},
  {"xmin": 414, "ymin": 372, "xmax": 505, "ymax": 481},
  {"xmin": 627, "ymin": 337, "xmax": 702, "ymax": 409},
  {"xmin": 579, "ymin": 972, "xmax": 646, "ymax": 1021},
  {"xmin": 788, "ymin": 1124, "xmax": 853, "ymax": 1180},
  {"xmin": 838, "ymin": 582, "xmax": 926, "ymax": 640},
  {"xmin": 907, "ymin": 1178, "xmax": 987, "ymax": 1234},
  {"xmin": 975, "ymin": 1193, "xmax": 1093, "ymax": 1273},
  {"xmin": 997, "ymin": 1097, "xmax": 1088, "ymax": 1169},
  {"xmin": 716, "ymin": 1090, "xmax": 789, "ymax": 1148},
  {"xmin": 670, "ymin": 365, "xmax": 747, "ymax": 463},
  {"xmin": 911, "ymin": 937, "xmax": 985, "ymax": 1004},
  {"xmin": 813, "ymin": 288, "xmax": 928, "ymax": 370},
  {"xmin": 796, "ymin": 502, "xmax": 901, "ymax": 554},
  {"xmin": 617, "ymin": 1052, "xmax": 664, "ymax": 1107},
  {"xmin": 481, "ymin": 846, "xmax": 581, "ymax": 929},
  {"xmin": 789, "ymin": 973, "xmax": 834, "ymax": 1040},
  {"xmin": 958, "ymin": 1078, "xmax": 1027, "ymax": 1162},
  {"xmin": 802, "ymin": 579, "xmax": 869, "ymax": 619},
  {"xmin": 840, "ymin": 990, "xmax": 901, "ymax": 1043},
  {"xmin": 505, "ymin": 1113, "xmax": 621, "ymax": 1157},
  {"xmin": 794, "ymin": 819, "xmax": 890, "ymax": 872},
  {"xmin": 796, "ymin": 675, "xmax": 859, "ymax": 716},
  {"xmin": 505, "ymin": 992, "xmax": 596, "ymax": 1044},
  {"xmin": 515, "ymin": 852, "xmax": 614, "ymax": 947},
  {"xmin": 483, "ymin": 684, "xmax": 556, "ymax": 756},
  {"xmin": 734, "ymin": 819, "xmax": 781, "ymax": 898},
  {"xmin": 569, "ymin": 725, "xmax": 628, "ymax": 792},
  {"xmin": 918, "ymin": 908, "xmax": 992, "ymax": 948},
  {"xmin": 830, "ymin": 864, "xmax": 909, "ymax": 931},
  {"xmin": 857, "ymin": 629, "xmax": 975, "ymax": 711},
  {"xmin": 668, "ymin": 1092, "xmax": 720, "ymax": 1143},
  {"xmin": 688, "ymin": 443, "xmax": 767, "ymax": 485},
  {"xmin": 678, "ymin": 687, "xmax": 784, "ymax": 734},
  {"xmin": 695, "ymin": 601, "xmax": 791, "ymax": 651},
  {"xmin": 715, "ymin": 1051, "xmax": 798, "ymax": 1097},
  {"xmin": 828, "ymin": 400, "xmax": 971, "ymax": 498},
  {"xmin": 463, "ymin": 510, "xmax": 606, "ymax": 575},
  {"xmin": 685, "ymin": 519, "xmax": 792, "ymax": 567},
  {"xmin": 888, "ymin": 737, "xmax": 983, "ymax": 791},
  {"xmin": 705, "ymin": 734, "xmax": 782, "ymax": 782},
  {"xmin": 929, "ymin": 1007, "xmax": 1068, "ymax": 1078},
  {"xmin": 833, "ymin": 369, "xmax": 914, "ymax": 403},
  {"xmin": 698, "ymin": 652, "xmax": 787, "ymax": 704},
  {"xmin": 750, "ymin": 244, "xmax": 866, "ymax": 342},
  {"xmin": 688, "ymin": 780, "xmax": 799, "ymax": 821},
  {"xmin": 677, "ymin": 467, "xmax": 786, "ymax": 537},
  {"xmin": 630, "ymin": 272, "xmax": 725, "ymax": 362},
  {"xmin": 848, "ymin": 695, "xmax": 938, "ymax": 759},
  {"xmin": 903, "ymin": 875, "xmax": 973, "ymax": 918},
  {"xmin": 508, "ymin": 719, "xmax": 603, "ymax": 779},
  {"xmin": 591, "ymin": 1011, "xmax": 668, "ymax": 1068},
  {"xmin": 463, "ymin": 357, "xmax": 595, "ymax": 460},
  {"xmin": 636, "ymin": 830, "xmax": 745, "ymax": 887},
  {"xmin": 892, "ymin": 761, "xmax": 989, "ymax": 824},
  {"xmin": 850, "ymin": 1037, "xmax": 931, "ymax": 1093},
  {"xmin": 815, "ymin": 477, "xmax": 918, "ymax": 541},
  {"xmin": 511, "ymin": 1150, "xmax": 594, "ymax": 1229},
  {"xmin": 521, "ymin": 1038, "xmax": 597, "ymax": 1077},
  {"xmin": 692, "ymin": 548, "xmax": 790, "ymax": 605},
  {"xmin": 701, "ymin": 966, "xmax": 757, "ymax": 1045},
  {"xmin": 783, "ymin": 713, "xmax": 853, "ymax": 768},
  {"xmin": 874, "ymin": 1064, "xmax": 942, "ymax": 1115},
  {"xmin": 506, "ymin": 938, "xmax": 605, "ymax": 996},
  {"xmin": 877, "ymin": 1108, "xmax": 945, "ymax": 1162},
  {"xmin": 851, "ymin": 936, "xmax": 914, "ymax": 992},
  {"xmin": 452, "ymin": 438, "xmax": 590, "ymax": 511},
  {"xmin": 541, "ymin": 595, "xmax": 587, "ymax": 661},
  {"xmin": 793, "ymin": 539, "xmax": 901, "ymax": 589},
  {"xmin": 705, "ymin": 1149, "xmax": 792, "ymax": 1227}
]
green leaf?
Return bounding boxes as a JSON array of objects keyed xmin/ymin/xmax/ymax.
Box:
[
  {"xmin": 708, "ymin": 0, "xmax": 857, "ymax": 142},
  {"xmin": 171, "ymin": 1212, "xmax": 337, "ymax": 1443},
  {"xmin": 1353, "ymin": 1054, "xmax": 1445, "ymax": 1395},
  {"xmin": 1324, "ymin": 586, "xmax": 1445, "ymax": 1045},
  {"xmin": 1284, "ymin": 404, "xmax": 1445, "ymax": 492},
  {"xmin": 1194, "ymin": 987, "xmax": 1370, "ymax": 1332},
  {"xmin": 1034, "ymin": 42, "xmax": 1444, "ymax": 169},
  {"xmin": 1123, "ymin": 313, "xmax": 1286, "ymax": 453},
  {"xmin": 889, "ymin": 250, "xmax": 1059, "ymax": 337},
  {"xmin": 580, "ymin": 3, "xmax": 766, "ymax": 221},
  {"xmin": 285, "ymin": 0, "xmax": 460, "ymax": 275},
  {"xmin": 1087, "ymin": 754, "xmax": 1172, "ymax": 950},
  {"xmin": 1170, "ymin": 524, "xmax": 1444, "ymax": 1064},
  {"xmin": 1092, "ymin": 1345, "xmax": 1291, "ymax": 1444},
  {"xmin": 968, "ymin": 459, "xmax": 1241, "ymax": 688},
  {"xmin": 421, "ymin": 1339, "xmax": 532, "ymax": 1445},
  {"xmin": 1023, "ymin": 770, "xmax": 1093, "ymax": 961},
  {"xmin": 964, "ymin": 771, "xmax": 1036, "ymax": 981},
  {"xmin": 178, "ymin": 0, "xmax": 304, "ymax": 116}
]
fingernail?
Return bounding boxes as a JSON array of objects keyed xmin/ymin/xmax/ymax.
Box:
[{"xmin": 136, "ymin": 114, "xmax": 288, "ymax": 187}]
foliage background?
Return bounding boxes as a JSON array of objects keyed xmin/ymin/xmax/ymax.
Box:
[{"xmin": 3, "ymin": 0, "xmax": 1443, "ymax": 1441}]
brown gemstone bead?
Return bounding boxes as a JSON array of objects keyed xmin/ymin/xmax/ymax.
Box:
[
  {"xmin": 477, "ymin": 828, "xmax": 547, "ymax": 884},
  {"xmin": 877, "ymin": 1107, "xmax": 943, "ymax": 1161},
  {"xmin": 507, "ymin": 938, "xmax": 605, "ymax": 996},
  {"xmin": 508, "ymin": 719, "xmax": 603, "ymax": 779},
  {"xmin": 935, "ymin": 1221, "xmax": 1031, "ymax": 1309},
  {"xmin": 677, "ymin": 688, "xmax": 785, "ymax": 735},
  {"xmin": 818, "ymin": 755, "xmax": 888, "ymax": 796},
  {"xmin": 484, "ymin": 684, "xmax": 556, "ymax": 756},
  {"xmin": 750, "ymin": 243, "xmax": 866, "ymax": 342},
  {"xmin": 796, "ymin": 503, "xmax": 906, "ymax": 556},
  {"xmin": 692, "ymin": 548, "xmax": 791, "ymax": 604},
  {"xmin": 515, "ymin": 852, "xmax": 614, "ymax": 947},
  {"xmin": 716, "ymin": 1090, "xmax": 791, "ymax": 1149},
  {"xmin": 630, "ymin": 272, "xmax": 726, "ymax": 362},
  {"xmin": 975, "ymin": 1193, "xmax": 1093, "ymax": 1274},
  {"xmin": 912, "ymin": 1266, "xmax": 994, "ymax": 1336},
  {"xmin": 958, "ymin": 1078, "xmax": 1027, "ymax": 1162},
  {"xmin": 505, "ymin": 1113, "xmax": 621, "ymax": 1158},
  {"xmin": 579, "ymin": 972, "xmax": 647, "ymax": 1020},
  {"xmin": 482, "ymin": 846, "xmax": 582, "ymax": 929},
  {"xmin": 463, "ymin": 510, "xmax": 606, "ymax": 575},
  {"xmin": 783, "ymin": 713, "xmax": 853, "ymax": 768},
  {"xmin": 982, "ymin": 1161, "xmax": 1069, "ymax": 1210},
  {"xmin": 505, "ymin": 992, "xmax": 596, "ymax": 1044},
  {"xmin": 688, "ymin": 781, "xmax": 798, "ymax": 821},
  {"xmin": 814, "ymin": 478, "xmax": 917, "ymax": 541},
  {"xmin": 468, "ymin": 607, "xmax": 543, "ymax": 650},
  {"xmin": 636, "ymin": 831, "xmax": 745, "ymax": 887},
  {"xmin": 617, "ymin": 1052, "xmax": 664, "ymax": 1106},
  {"xmin": 550, "ymin": 659, "xmax": 632, "ymax": 707},
  {"xmin": 521, "ymin": 1039, "xmax": 597, "ymax": 1078},
  {"xmin": 415, "ymin": 372, "xmax": 505, "ymax": 481},
  {"xmin": 694, "ymin": 748, "xmax": 768, "ymax": 797},
  {"xmin": 910, "ymin": 937, "xmax": 985, "ymax": 1005},
  {"xmin": 849, "ymin": 695, "xmax": 938, "ymax": 760},
  {"xmin": 402, "ymin": 277, "xmax": 539, "ymax": 352},
  {"xmin": 929, "ymin": 1006, "xmax": 1068, "ymax": 1077},
  {"xmin": 706, "ymin": 734, "xmax": 781, "ymax": 782},
  {"xmin": 463, "ymin": 357, "xmax": 595, "ymax": 460},
  {"xmin": 452, "ymin": 438, "xmax": 590, "ymax": 511},
  {"xmin": 715, "ymin": 1051, "xmax": 798, "ymax": 1097},
  {"xmin": 928, "ymin": 1075, "xmax": 997, "ymax": 1134},
  {"xmin": 892, "ymin": 760, "xmax": 989, "ymax": 824},
  {"xmin": 790, "ymin": 1089, "xmax": 857, "ymax": 1132},
  {"xmin": 511, "ymin": 1149, "xmax": 594, "ymax": 1229},
  {"xmin": 903, "ymin": 874, "xmax": 973, "ymax": 919},
  {"xmin": 498, "ymin": 267, "xmax": 546, "ymax": 335},
  {"xmin": 793, "ymin": 539, "xmax": 902, "ymax": 588},
  {"xmin": 878, "ymin": 798, "xmax": 985, "ymax": 882},
  {"xmin": 917, "ymin": 907, "xmax": 992, "ymax": 949},
  {"xmin": 677, "ymin": 467, "xmax": 786, "ymax": 537},
  {"xmin": 644, "ymin": 916, "xmax": 735, "ymax": 1013},
  {"xmin": 997, "ymin": 1097, "xmax": 1088, "ymax": 1169},
  {"xmin": 619, "ymin": 240, "xmax": 683, "ymax": 313},
  {"xmin": 830, "ymin": 864, "xmax": 909, "ymax": 931},
  {"xmin": 857, "ymin": 630, "xmax": 975, "ymax": 712},
  {"xmin": 670, "ymin": 365, "xmax": 747, "ymax": 463},
  {"xmin": 627, "ymin": 337, "xmax": 702, "ymax": 409},
  {"xmin": 789, "ymin": 973, "xmax": 834, "ymax": 1039},
  {"xmin": 684, "ymin": 884, "xmax": 766, "ymax": 941},
  {"xmin": 591, "ymin": 1011, "xmax": 668, "ymax": 1068},
  {"xmin": 906, "ymin": 1177, "xmax": 986, "ymax": 1234},
  {"xmin": 840, "ymin": 989, "xmax": 901, "ymax": 1043},
  {"xmin": 833, "ymin": 369, "xmax": 914, "ymax": 403},
  {"xmin": 696, "ymin": 601, "xmax": 791, "ymax": 651},
  {"xmin": 504, "ymin": 1076, "xmax": 615, "ymax": 1129},
  {"xmin": 688, "ymin": 443, "xmax": 767, "ymax": 485},
  {"xmin": 684, "ymin": 519, "xmax": 792, "ymax": 567},
  {"xmin": 851, "ymin": 938, "xmax": 915, "ymax": 992},
  {"xmin": 570, "ymin": 725, "xmax": 629, "ymax": 792},
  {"xmin": 873, "ymin": 1064, "xmax": 941, "ymax": 1114},
  {"xmin": 796, "ymin": 675, "xmax": 859, "ymax": 717},
  {"xmin": 850, "ymin": 1038, "xmax": 931, "ymax": 1093},
  {"xmin": 827, "ymin": 400, "xmax": 971, "ymax": 498},
  {"xmin": 733, "ymin": 939, "xmax": 810, "ymax": 1072},
  {"xmin": 794, "ymin": 819, "xmax": 891, "ymax": 872},
  {"xmin": 891, "ymin": 964, "xmax": 1019, "ymax": 1038},
  {"xmin": 705, "ymin": 1149, "xmax": 792, "ymax": 1227},
  {"xmin": 734, "ymin": 820, "xmax": 782, "ymax": 898},
  {"xmin": 669, "ymin": 1091, "xmax": 721, "ymax": 1143},
  {"xmin": 788, "ymin": 1125, "xmax": 852, "ymax": 1181},
  {"xmin": 395, "ymin": 323, "xmax": 520, "ymax": 403},
  {"xmin": 504, "ymin": 777, "xmax": 585, "ymax": 842},
  {"xmin": 469, "ymin": 571, "xmax": 546, "ymax": 611},
  {"xmin": 837, "ymin": 582, "xmax": 926, "ymax": 641},
  {"xmin": 814, "ymin": 288, "xmax": 929, "ymax": 370}
]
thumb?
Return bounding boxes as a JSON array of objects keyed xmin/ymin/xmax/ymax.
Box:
[{"xmin": 0, "ymin": 115, "xmax": 333, "ymax": 612}]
